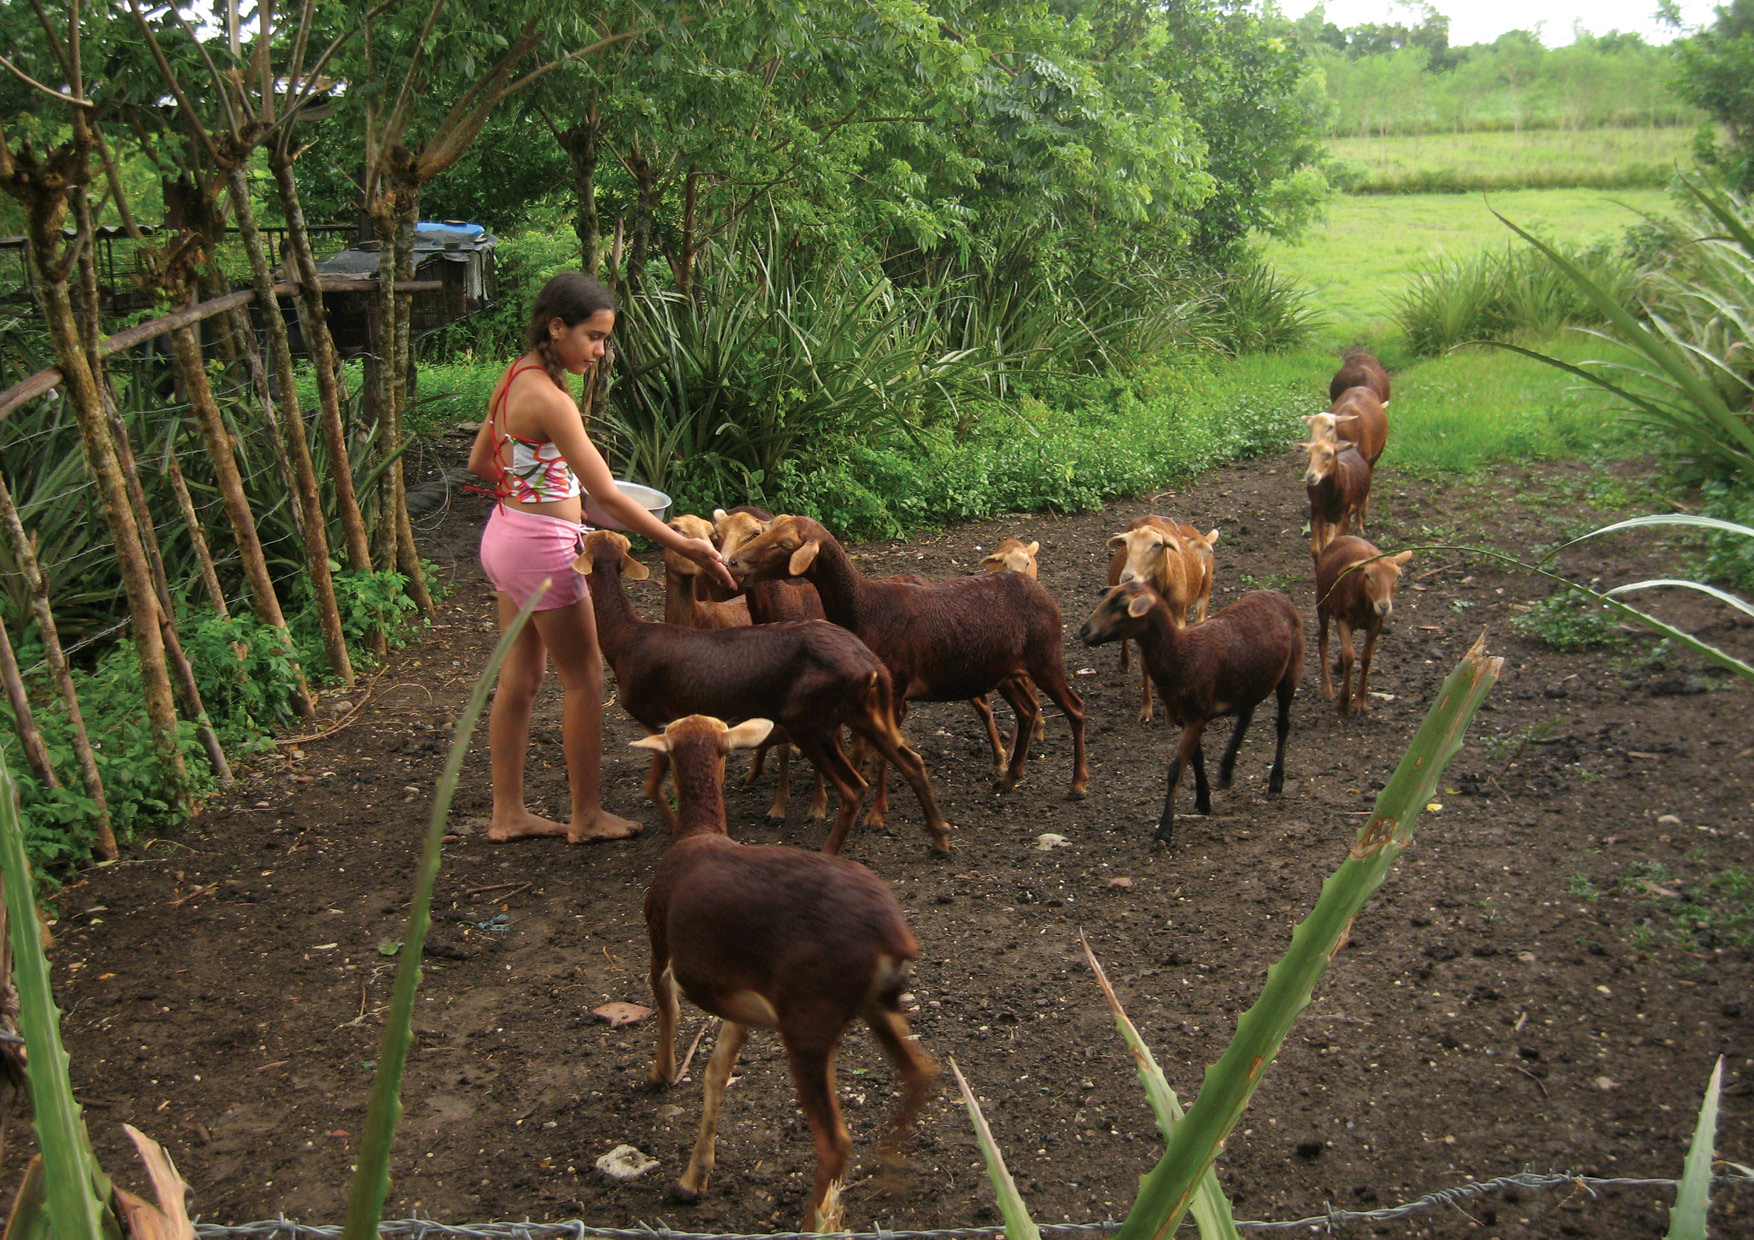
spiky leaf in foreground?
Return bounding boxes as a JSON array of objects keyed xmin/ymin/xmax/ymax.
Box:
[
  {"xmin": 1665, "ymin": 1057, "xmax": 1724, "ymax": 1240},
  {"xmin": 0, "ymin": 757, "xmax": 112, "ymax": 1240},
  {"xmin": 1117, "ymin": 636, "xmax": 1503, "ymax": 1240},
  {"xmin": 1082, "ymin": 935, "xmax": 1240, "ymax": 1240},
  {"xmin": 341, "ymin": 593, "xmax": 542, "ymax": 1240},
  {"xmin": 950, "ymin": 1058, "xmax": 1041, "ymax": 1240}
]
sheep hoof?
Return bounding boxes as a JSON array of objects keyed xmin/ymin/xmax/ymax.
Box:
[
  {"xmin": 668, "ymin": 1182, "xmax": 703, "ymax": 1205},
  {"xmin": 1068, "ymin": 785, "xmax": 1088, "ymax": 801},
  {"xmin": 929, "ymin": 834, "xmax": 953, "ymax": 857}
]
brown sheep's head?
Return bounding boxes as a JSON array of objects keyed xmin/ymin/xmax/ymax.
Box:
[{"xmin": 1078, "ymin": 580, "xmax": 1158, "ymax": 647}]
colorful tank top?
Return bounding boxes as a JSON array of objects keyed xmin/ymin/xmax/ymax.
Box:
[{"xmin": 489, "ymin": 361, "xmax": 583, "ymax": 505}]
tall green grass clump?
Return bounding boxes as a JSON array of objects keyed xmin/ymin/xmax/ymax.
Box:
[{"xmin": 1395, "ymin": 241, "xmax": 1640, "ymax": 356}]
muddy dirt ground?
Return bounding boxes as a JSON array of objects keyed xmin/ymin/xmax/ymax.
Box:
[{"xmin": 41, "ymin": 444, "xmax": 1754, "ymax": 1239}]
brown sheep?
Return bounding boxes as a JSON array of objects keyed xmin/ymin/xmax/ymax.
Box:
[{"xmin": 1315, "ymin": 535, "xmax": 1413, "ymax": 713}]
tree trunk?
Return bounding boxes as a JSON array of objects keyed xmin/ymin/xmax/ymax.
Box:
[
  {"xmin": 169, "ymin": 321, "xmax": 316, "ymax": 719},
  {"xmin": 228, "ymin": 165, "xmax": 354, "ymax": 684},
  {"xmin": 561, "ymin": 112, "xmax": 602, "ymax": 277},
  {"xmin": 271, "ymin": 146, "xmax": 372, "ymax": 571},
  {"xmin": 160, "ymin": 425, "xmax": 229, "ymax": 616},
  {"xmin": 11, "ymin": 182, "xmax": 190, "ymax": 800},
  {"xmin": 0, "ymin": 472, "xmax": 114, "ymax": 857},
  {"xmin": 369, "ymin": 180, "xmax": 432, "ymax": 616},
  {"xmin": 0, "ymin": 616, "xmax": 59, "ymax": 793},
  {"xmin": 626, "ymin": 146, "xmax": 656, "ymax": 285},
  {"xmin": 76, "ymin": 189, "xmax": 232, "ymax": 785}
]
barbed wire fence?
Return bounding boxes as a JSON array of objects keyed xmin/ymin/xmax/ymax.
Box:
[{"xmin": 189, "ymin": 1169, "xmax": 1753, "ymax": 1240}]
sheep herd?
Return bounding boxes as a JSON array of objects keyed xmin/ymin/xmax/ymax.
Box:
[{"xmin": 585, "ymin": 350, "xmax": 1414, "ymax": 1230}]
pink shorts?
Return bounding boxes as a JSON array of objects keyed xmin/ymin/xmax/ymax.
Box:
[{"xmin": 479, "ymin": 504, "xmax": 590, "ymax": 611}]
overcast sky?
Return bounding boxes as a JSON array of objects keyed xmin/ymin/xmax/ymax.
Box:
[{"xmin": 1271, "ymin": 0, "xmax": 1723, "ymax": 47}]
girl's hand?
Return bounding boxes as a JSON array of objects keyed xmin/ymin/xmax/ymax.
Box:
[{"xmin": 680, "ymin": 537, "xmax": 738, "ymax": 591}]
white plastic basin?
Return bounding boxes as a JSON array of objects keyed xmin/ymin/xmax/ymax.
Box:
[{"xmin": 583, "ymin": 481, "xmax": 672, "ymax": 530}]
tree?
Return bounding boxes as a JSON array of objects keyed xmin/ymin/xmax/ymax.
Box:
[{"xmin": 1668, "ymin": 0, "xmax": 1754, "ymax": 191}]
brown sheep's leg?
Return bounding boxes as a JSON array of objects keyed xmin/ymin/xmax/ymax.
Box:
[
  {"xmin": 1318, "ymin": 611, "xmax": 1336, "ymax": 699},
  {"xmin": 799, "ymin": 734, "xmax": 870, "ymax": 855},
  {"xmin": 863, "ymin": 1003, "xmax": 941, "ymax": 1189},
  {"xmin": 968, "ymin": 693, "xmax": 1007, "ymax": 772},
  {"xmin": 994, "ymin": 676, "xmax": 1038, "ymax": 791},
  {"xmin": 1155, "ymin": 720, "xmax": 1206, "ymax": 843},
  {"xmin": 1119, "ymin": 636, "xmax": 1132, "ymax": 674},
  {"xmin": 808, "ymin": 764, "xmax": 828, "ymax": 819},
  {"xmin": 644, "ymin": 750, "xmax": 678, "ymax": 829},
  {"xmin": 1030, "ymin": 661, "xmax": 1088, "ymax": 799},
  {"xmin": 1136, "ymin": 658, "xmax": 1155, "ymax": 723},
  {"xmin": 1354, "ymin": 621, "xmax": 1381, "ymax": 713},
  {"xmin": 1214, "ymin": 704, "xmax": 1255, "ymax": 792},
  {"xmin": 676, "ymin": 1019, "xmax": 748, "ymax": 1201},
  {"xmin": 767, "ymin": 742, "xmax": 791, "ymax": 819},
  {"xmin": 742, "ymin": 742, "xmax": 771, "ymax": 787},
  {"xmin": 649, "ymin": 956, "xmax": 679, "ymax": 1085},
  {"xmin": 1269, "ymin": 671, "xmax": 1296, "ymax": 794},
  {"xmin": 782, "ymin": 1029, "xmax": 854, "ymax": 1232},
  {"xmin": 1336, "ymin": 618, "xmax": 1356, "ymax": 714},
  {"xmin": 858, "ymin": 723, "xmax": 951, "ymax": 854}
]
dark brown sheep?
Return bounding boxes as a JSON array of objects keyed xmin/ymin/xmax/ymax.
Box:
[
  {"xmin": 575, "ymin": 530, "xmax": 951, "ymax": 853},
  {"xmin": 1315, "ymin": 535, "xmax": 1413, "ymax": 713},
  {"xmin": 639, "ymin": 714, "xmax": 938, "ymax": 1231},
  {"xmin": 1079, "ymin": 584, "xmax": 1303, "ymax": 844}
]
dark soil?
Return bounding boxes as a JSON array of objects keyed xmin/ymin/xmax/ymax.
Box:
[{"xmin": 45, "ymin": 446, "xmax": 1754, "ymax": 1239}]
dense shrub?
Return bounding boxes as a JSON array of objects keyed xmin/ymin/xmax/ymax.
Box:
[{"xmin": 1394, "ymin": 241, "xmax": 1640, "ymax": 356}]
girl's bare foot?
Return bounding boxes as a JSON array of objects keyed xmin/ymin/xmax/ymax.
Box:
[
  {"xmin": 567, "ymin": 810, "xmax": 643, "ymax": 843},
  {"xmin": 486, "ymin": 810, "xmax": 570, "ymax": 842}
]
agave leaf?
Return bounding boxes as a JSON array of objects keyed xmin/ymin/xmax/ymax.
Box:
[
  {"xmin": 1081, "ymin": 936, "xmax": 1240, "ymax": 1240},
  {"xmin": 116, "ymin": 1125, "xmax": 193, "ymax": 1240},
  {"xmin": 1677, "ymin": 173, "xmax": 1754, "ymax": 256},
  {"xmin": 1665, "ymin": 1057, "xmax": 1724, "ymax": 1240},
  {"xmin": 340, "ymin": 592, "xmax": 542, "ymax": 1240},
  {"xmin": 949, "ymin": 1058, "xmax": 1041, "ymax": 1240},
  {"xmin": 1493, "ymin": 212, "xmax": 1754, "ymax": 462},
  {"xmin": 0, "ymin": 758, "xmax": 112, "ymax": 1240},
  {"xmin": 1116, "ymin": 638, "xmax": 1503, "ymax": 1240},
  {"xmin": 1606, "ymin": 578, "xmax": 1754, "ymax": 621}
]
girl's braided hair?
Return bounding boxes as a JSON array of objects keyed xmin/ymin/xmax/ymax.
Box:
[{"xmin": 525, "ymin": 273, "xmax": 617, "ymax": 404}]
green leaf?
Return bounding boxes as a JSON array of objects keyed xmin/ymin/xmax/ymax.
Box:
[
  {"xmin": 949, "ymin": 1058, "xmax": 1041, "ymax": 1240},
  {"xmin": 0, "ymin": 759, "xmax": 112, "ymax": 1240},
  {"xmin": 340, "ymin": 591, "xmax": 543, "ymax": 1240},
  {"xmin": 1665, "ymin": 1057, "xmax": 1723, "ymax": 1240},
  {"xmin": 1082, "ymin": 936, "xmax": 1240, "ymax": 1240}
]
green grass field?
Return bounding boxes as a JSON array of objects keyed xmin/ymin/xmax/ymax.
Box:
[
  {"xmin": 1329, "ymin": 125, "xmax": 1697, "ymax": 193},
  {"xmin": 1261, "ymin": 186, "xmax": 1673, "ymax": 350}
]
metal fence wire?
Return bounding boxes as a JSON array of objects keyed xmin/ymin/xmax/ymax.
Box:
[{"xmin": 189, "ymin": 1169, "xmax": 1754, "ymax": 1240}]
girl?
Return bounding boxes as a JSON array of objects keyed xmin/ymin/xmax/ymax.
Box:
[{"xmin": 469, "ymin": 272, "xmax": 735, "ymax": 842}]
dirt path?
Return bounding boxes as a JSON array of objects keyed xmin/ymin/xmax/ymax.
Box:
[{"xmin": 44, "ymin": 447, "xmax": 1752, "ymax": 1238}]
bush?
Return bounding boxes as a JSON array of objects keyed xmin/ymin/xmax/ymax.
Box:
[{"xmin": 1394, "ymin": 240, "xmax": 1640, "ymax": 356}]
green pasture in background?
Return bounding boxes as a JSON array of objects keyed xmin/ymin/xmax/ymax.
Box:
[
  {"xmin": 1261, "ymin": 187, "xmax": 1673, "ymax": 346},
  {"xmin": 1328, "ymin": 126, "xmax": 1698, "ymax": 195}
]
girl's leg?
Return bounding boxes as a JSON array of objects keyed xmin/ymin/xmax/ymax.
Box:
[
  {"xmin": 486, "ymin": 592, "xmax": 571, "ymax": 840},
  {"xmin": 535, "ymin": 598, "xmax": 641, "ymax": 842}
]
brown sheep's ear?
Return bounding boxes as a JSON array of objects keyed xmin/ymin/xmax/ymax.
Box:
[
  {"xmin": 712, "ymin": 508, "xmax": 729, "ymax": 522},
  {"xmin": 573, "ymin": 553, "xmax": 594, "ymax": 576},
  {"xmin": 623, "ymin": 549, "xmax": 651, "ymax": 581},
  {"xmin": 723, "ymin": 718, "xmax": 776, "ymax": 751},
  {"xmin": 1105, "ymin": 533, "xmax": 1127, "ymax": 551},
  {"xmin": 1392, "ymin": 550, "xmax": 1414, "ymax": 566},
  {"xmin": 979, "ymin": 553, "xmax": 1003, "ymax": 570},
  {"xmin": 788, "ymin": 540, "xmax": 820, "ymax": 576},
  {"xmin": 1203, "ymin": 528, "xmax": 1220, "ymax": 546},
  {"xmin": 1025, "ymin": 540, "xmax": 1039, "ymax": 555},
  {"xmin": 1125, "ymin": 591, "xmax": 1154, "ymax": 618},
  {"xmin": 1334, "ymin": 413, "xmax": 1359, "ymax": 424},
  {"xmin": 629, "ymin": 733, "xmax": 670, "ymax": 754}
]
